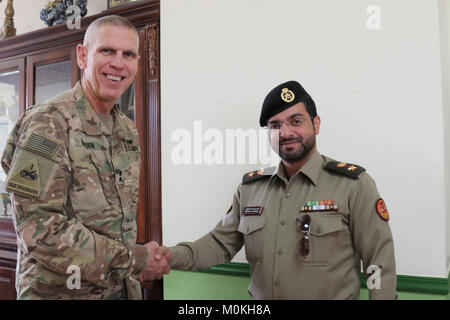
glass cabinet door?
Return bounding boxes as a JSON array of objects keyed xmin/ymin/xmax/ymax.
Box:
[
  {"xmin": 0, "ymin": 59, "xmax": 25, "ymax": 218},
  {"xmin": 115, "ymin": 81, "xmax": 136, "ymax": 121},
  {"xmin": 27, "ymin": 47, "xmax": 78, "ymax": 107},
  {"xmin": 34, "ymin": 60, "xmax": 73, "ymax": 104}
]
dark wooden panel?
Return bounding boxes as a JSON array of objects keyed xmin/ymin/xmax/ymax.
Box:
[
  {"xmin": 146, "ymin": 23, "xmax": 161, "ymax": 245},
  {"xmin": 136, "ymin": 28, "xmax": 149, "ymax": 244},
  {"xmin": 0, "ymin": 251, "xmax": 16, "ymax": 300},
  {"xmin": 0, "ymin": 267, "xmax": 16, "ymax": 300},
  {"xmin": 141, "ymin": 278, "xmax": 163, "ymax": 300}
]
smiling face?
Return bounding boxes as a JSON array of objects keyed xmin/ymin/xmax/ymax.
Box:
[
  {"xmin": 268, "ymin": 102, "xmax": 321, "ymax": 166},
  {"xmin": 77, "ymin": 24, "xmax": 139, "ymax": 113}
]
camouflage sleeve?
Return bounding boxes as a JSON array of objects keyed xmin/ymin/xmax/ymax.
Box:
[
  {"xmin": 4, "ymin": 108, "xmax": 148, "ymax": 288},
  {"xmin": 169, "ymin": 186, "xmax": 244, "ymax": 270},
  {"xmin": 349, "ymin": 173, "xmax": 397, "ymax": 300}
]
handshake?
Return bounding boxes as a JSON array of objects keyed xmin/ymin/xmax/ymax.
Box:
[{"xmin": 137, "ymin": 241, "xmax": 172, "ymax": 281}]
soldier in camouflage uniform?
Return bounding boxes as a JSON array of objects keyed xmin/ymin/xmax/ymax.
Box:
[{"xmin": 1, "ymin": 15, "xmax": 169, "ymax": 299}]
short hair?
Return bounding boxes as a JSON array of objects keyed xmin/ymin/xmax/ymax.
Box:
[
  {"xmin": 83, "ymin": 15, "xmax": 139, "ymax": 48},
  {"xmin": 303, "ymin": 97, "xmax": 317, "ymax": 119}
]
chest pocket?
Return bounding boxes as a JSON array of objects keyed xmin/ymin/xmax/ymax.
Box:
[
  {"xmin": 300, "ymin": 203, "xmax": 351, "ymax": 265},
  {"xmin": 90, "ymin": 150, "xmax": 120, "ymax": 206},
  {"xmin": 70, "ymin": 157, "xmax": 110, "ymax": 217},
  {"xmin": 237, "ymin": 214, "xmax": 266, "ymax": 262},
  {"xmin": 112, "ymin": 147, "xmax": 140, "ymax": 211},
  {"xmin": 69, "ymin": 133, "xmax": 118, "ymax": 217}
]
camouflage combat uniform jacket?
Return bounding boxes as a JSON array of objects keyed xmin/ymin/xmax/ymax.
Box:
[{"xmin": 1, "ymin": 82, "xmax": 148, "ymax": 300}]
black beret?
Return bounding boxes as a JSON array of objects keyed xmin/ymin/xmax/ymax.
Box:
[{"xmin": 259, "ymin": 80, "xmax": 316, "ymax": 127}]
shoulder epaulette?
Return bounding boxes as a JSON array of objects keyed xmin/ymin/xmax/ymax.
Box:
[
  {"xmin": 324, "ymin": 161, "xmax": 365, "ymax": 180},
  {"xmin": 242, "ymin": 167, "xmax": 275, "ymax": 184}
]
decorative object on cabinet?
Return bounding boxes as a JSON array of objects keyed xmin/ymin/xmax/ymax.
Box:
[
  {"xmin": 1, "ymin": 0, "xmax": 16, "ymax": 38},
  {"xmin": 108, "ymin": 0, "xmax": 139, "ymax": 10},
  {"xmin": 40, "ymin": 0, "xmax": 87, "ymax": 27}
]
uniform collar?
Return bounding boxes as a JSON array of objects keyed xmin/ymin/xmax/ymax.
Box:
[
  {"xmin": 74, "ymin": 81, "xmax": 117, "ymax": 136},
  {"xmin": 272, "ymin": 149, "xmax": 323, "ymax": 186}
]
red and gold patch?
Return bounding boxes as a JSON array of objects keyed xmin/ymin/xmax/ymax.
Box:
[{"xmin": 375, "ymin": 198, "xmax": 389, "ymax": 221}]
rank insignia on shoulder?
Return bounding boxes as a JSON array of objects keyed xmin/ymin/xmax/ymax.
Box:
[
  {"xmin": 242, "ymin": 166, "xmax": 275, "ymax": 184},
  {"xmin": 324, "ymin": 161, "xmax": 365, "ymax": 179},
  {"xmin": 375, "ymin": 198, "xmax": 389, "ymax": 221},
  {"xmin": 300, "ymin": 200, "xmax": 338, "ymax": 213}
]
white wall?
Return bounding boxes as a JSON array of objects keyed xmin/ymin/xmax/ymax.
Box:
[
  {"xmin": 439, "ymin": 0, "xmax": 450, "ymax": 275},
  {"xmin": 0, "ymin": 0, "xmax": 106, "ymax": 35},
  {"xmin": 162, "ymin": 0, "xmax": 449, "ymax": 278}
]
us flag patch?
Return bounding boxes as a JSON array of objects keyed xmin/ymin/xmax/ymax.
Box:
[{"xmin": 23, "ymin": 133, "xmax": 59, "ymax": 160}]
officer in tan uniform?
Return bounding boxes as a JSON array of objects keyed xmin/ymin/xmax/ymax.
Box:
[
  {"xmin": 165, "ymin": 80, "xmax": 397, "ymax": 299},
  {"xmin": 0, "ymin": 15, "xmax": 169, "ymax": 299}
]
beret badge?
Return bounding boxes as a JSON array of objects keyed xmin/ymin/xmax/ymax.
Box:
[{"xmin": 281, "ymin": 88, "xmax": 295, "ymax": 103}]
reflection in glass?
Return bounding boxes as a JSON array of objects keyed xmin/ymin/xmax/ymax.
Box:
[
  {"xmin": 35, "ymin": 60, "xmax": 72, "ymax": 104},
  {"xmin": 115, "ymin": 81, "xmax": 136, "ymax": 121},
  {"xmin": 0, "ymin": 69, "xmax": 20, "ymax": 217}
]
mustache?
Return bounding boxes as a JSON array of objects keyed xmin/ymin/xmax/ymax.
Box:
[{"xmin": 279, "ymin": 137, "xmax": 302, "ymax": 145}]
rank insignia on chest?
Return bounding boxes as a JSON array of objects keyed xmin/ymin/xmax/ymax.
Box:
[
  {"xmin": 243, "ymin": 206, "xmax": 264, "ymax": 216},
  {"xmin": 300, "ymin": 200, "xmax": 338, "ymax": 212}
]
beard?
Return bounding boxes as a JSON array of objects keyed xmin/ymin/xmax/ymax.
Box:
[{"xmin": 274, "ymin": 135, "xmax": 316, "ymax": 163}]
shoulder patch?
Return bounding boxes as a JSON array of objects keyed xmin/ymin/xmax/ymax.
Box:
[
  {"xmin": 6, "ymin": 158, "xmax": 41, "ymax": 198},
  {"xmin": 242, "ymin": 167, "xmax": 275, "ymax": 184},
  {"xmin": 324, "ymin": 161, "xmax": 365, "ymax": 180},
  {"xmin": 22, "ymin": 133, "xmax": 60, "ymax": 162},
  {"xmin": 375, "ymin": 198, "xmax": 389, "ymax": 221}
]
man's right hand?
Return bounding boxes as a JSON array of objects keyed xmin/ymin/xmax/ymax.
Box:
[{"xmin": 137, "ymin": 241, "xmax": 171, "ymax": 281}]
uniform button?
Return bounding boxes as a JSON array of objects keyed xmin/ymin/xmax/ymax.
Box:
[
  {"xmin": 280, "ymin": 220, "xmax": 286, "ymax": 226},
  {"xmin": 316, "ymin": 225, "xmax": 323, "ymax": 234},
  {"xmin": 274, "ymin": 279, "xmax": 280, "ymax": 286},
  {"xmin": 286, "ymin": 192, "xmax": 292, "ymax": 199},
  {"xmin": 277, "ymin": 249, "xmax": 283, "ymax": 255}
]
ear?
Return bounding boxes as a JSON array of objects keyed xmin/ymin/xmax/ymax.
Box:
[
  {"xmin": 76, "ymin": 44, "xmax": 87, "ymax": 70},
  {"xmin": 313, "ymin": 115, "xmax": 321, "ymax": 135}
]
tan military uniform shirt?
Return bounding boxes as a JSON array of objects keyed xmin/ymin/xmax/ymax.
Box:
[
  {"xmin": 1, "ymin": 82, "xmax": 147, "ymax": 300},
  {"xmin": 169, "ymin": 150, "xmax": 397, "ymax": 299}
]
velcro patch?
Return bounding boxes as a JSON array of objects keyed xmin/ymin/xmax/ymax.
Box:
[
  {"xmin": 125, "ymin": 142, "xmax": 141, "ymax": 153},
  {"xmin": 22, "ymin": 133, "xmax": 59, "ymax": 162},
  {"xmin": 6, "ymin": 158, "xmax": 41, "ymax": 198}
]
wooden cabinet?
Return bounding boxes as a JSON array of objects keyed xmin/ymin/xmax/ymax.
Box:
[{"xmin": 0, "ymin": 1, "xmax": 162, "ymax": 299}]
